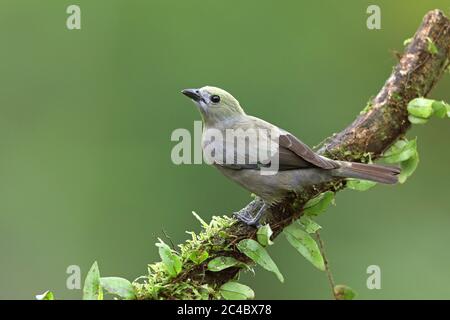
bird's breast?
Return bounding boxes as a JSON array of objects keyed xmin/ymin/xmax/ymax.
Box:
[{"xmin": 201, "ymin": 127, "xmax": 279, "ymax": 167}]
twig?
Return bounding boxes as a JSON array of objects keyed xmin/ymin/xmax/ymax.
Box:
[{"xmin": 316, "ymin": 231, "xmax": 337, "ymax": 300}]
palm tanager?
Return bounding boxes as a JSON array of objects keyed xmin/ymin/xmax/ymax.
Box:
[{"xmin": 182, "ymin": 86, "xmax": 399, "ymax": 226}]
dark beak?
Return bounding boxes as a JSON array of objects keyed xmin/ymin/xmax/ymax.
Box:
[{"xmin": 181, "ymin": 88, "xmax": 202, "ymax": 102}]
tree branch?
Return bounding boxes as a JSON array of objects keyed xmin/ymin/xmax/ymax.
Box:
[{"xmin": 138, "ymin": 9, "xmax": 450, "ymax": 298}]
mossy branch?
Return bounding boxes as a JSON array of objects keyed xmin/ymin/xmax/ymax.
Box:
[{"xmin": 135, "ymin": 10, "xmax": 450, "ymax": 299}]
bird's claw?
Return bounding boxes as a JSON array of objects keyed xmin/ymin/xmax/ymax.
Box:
[
  {"xmin": 234, "ymin": 211, "xmax": 261, "ymax": 227},
  {"xmin": 233, "ymin": 202, "xmax": 267, "ymax": 228}
]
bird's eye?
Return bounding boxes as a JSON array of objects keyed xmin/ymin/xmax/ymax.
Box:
[{"xmin": 210, "ymin": 95, "xmax": 221, "ymax": 103}]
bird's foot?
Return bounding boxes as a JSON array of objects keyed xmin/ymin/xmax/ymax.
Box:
[
  {"xmin": 233, "ymin": 202, "xmax": 267, "ymax": 227},
  {"xmin": 234, "ymin": 211, "xmax": 262, "ymax": 227}
]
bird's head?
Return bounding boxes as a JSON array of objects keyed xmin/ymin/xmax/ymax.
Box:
[{"xmin": 181, "ymin": 86, "xmax": 245, "ymax": 124}]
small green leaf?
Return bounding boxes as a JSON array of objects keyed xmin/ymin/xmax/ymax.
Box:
[
  {"xmin": 426, "ymin": 37, "xmax": 438, "ymax": 55},
  {"xmin": 398, "ymin": 151, "xmax": 419, "ymax": 184},
  {"xmin": 299, "ymin": 216, "xmax": 322, "ymax": 234},
  {"xmin": 284, "ymin": 223, "xmax": 325, "ymax": 271},
  {"xmin": 220, "ymin": 281, "xmax": 255, "ymax": 300},
  {"xmin": 237, "ymin": 239, "xmax": 284, "ymax": 282},
  {"xmin": 408, "ymin": 115, "xmax": 429, "ymax": 124},
  {"xmin": 257, "ymin": 224, "xmax": 274, "ymax": 246},
  {"xmin": 189, "ymin": 250, "xmax": 209, "ymax": 264},
  {"xmin": 383, "ymin": 140, "xmax": 406, "ymax": 157},
  {"xmin": 192, "ymin": 211, "xmax": 208, "ymax": 228},
  {"xmin": 156, "ymin": 239, "xmax": 182, "ymax": 277},
  {"xmin": 407, "ymin": 98, "xmax": 450, "ymax": 121},
  {"xmin": 83, "ymin": 261, "xmax": 103, "ymax": 300},
  {"xmin": 346, "ymin": 178, "xmax": 377, "ymax": 191},
  {"xmin": 304, "ymin": 191, "xmax": 330, "ymax": 208},
  {"xmin": 207, "ymin": 256, "xmax": 240, "ymax": 272},
  {"xmin": 403, "ymin": 37, "xmax": 412, "ymax": 46},
  {"xmin": 100, "ymin": 277, "xmax": 136, "ymax": 300},
  {"xmin": 303, "ymin": 191, "xmax": 334, "ymax": 217},
  {"xmin": 407, "ymin": 98, "xmax": 434, "ymax": 119},
  {"xmin": 36, "ymin": 290, "xmax": 54, "ymax": 300},
  {"xmin": 360, "ymin": 100, "xmax": 373, "ymax": 114},
  {"xmin": 383, "ymin": 138, "xmax": 417, "ymax": 163},
  {"xmin": 334, "ymin": 285, "xmax": 357, "ymax": 300},
  {"xmin": 432, "ymin": 100, "xmax": 449, "ymax": 118}
]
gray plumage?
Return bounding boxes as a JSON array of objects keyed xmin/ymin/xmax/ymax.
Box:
[{"xmin": 182, "ymin": 86, "xmax": 400, "ymax": 225}]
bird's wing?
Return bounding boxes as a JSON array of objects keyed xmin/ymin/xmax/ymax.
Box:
[
  {"xmin": 210, "ymin": 116, "xmax": 338, "ymax": 171},
  {"xmin": 278, "ymin": 132, "xmax": 339, "ymax": 170}
]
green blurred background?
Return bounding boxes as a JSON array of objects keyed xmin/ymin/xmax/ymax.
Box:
[{"xmin": 0, "ymin": 0, "xmax": 449, "ymax": 299}]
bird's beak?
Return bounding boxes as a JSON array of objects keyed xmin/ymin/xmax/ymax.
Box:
[{"xmin": 181, "ymin": 88, "xmax": 202, "ymax": 102}]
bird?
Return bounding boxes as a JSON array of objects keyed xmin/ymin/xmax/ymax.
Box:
[{"xmin": 181, "ymin": 86, "xmax": 400, "ymax": 226}]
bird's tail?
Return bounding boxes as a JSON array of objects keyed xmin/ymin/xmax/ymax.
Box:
[{"xmin": 332, "ymin": 161, "xmax": 400, "ymax": 184}]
